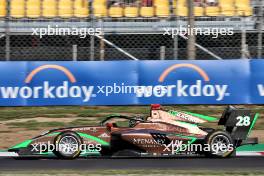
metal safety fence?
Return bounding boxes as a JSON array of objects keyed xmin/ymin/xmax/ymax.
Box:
[
  {"xmin": 0, "ymin": 0, "xmax": 263, "ymax": 61},
  {"xmin": 0, "ymin": 32, "xmax": 263, "ymax": 61}
]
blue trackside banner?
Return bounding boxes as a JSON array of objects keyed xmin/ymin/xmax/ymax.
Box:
[
  {"xmin": 250, "ymin": 60, "xmax": 264, "ymax": 104},
  {"xmin": 0, "ymin": 60, "xmax": 262, "ymax": 106}
]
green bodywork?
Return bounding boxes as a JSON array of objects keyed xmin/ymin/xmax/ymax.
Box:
[
  {"xmin": 247, "ymin": 113, "xmax": 259, "ymax": 137},
  {"xmin": 169, "ymin": 110, "xmax": 218, "ymax": 122},
  {"xmin": 9, "ymin": 139, "xmax": 33, "ymax": 150},
  {"xmin": 183, "ymin": 111, "xmax": 218, "ymax": 122},
  {"xmin": 8, "ymin": 131, "xmax": 109, "ymax": 157},
  {"xmin": 236, "ymin": 144, "xmax": 264, "ymax": 152},
  {"xmin": 78, "ymin": 132, "xmax": 109, "ymax": 146}
]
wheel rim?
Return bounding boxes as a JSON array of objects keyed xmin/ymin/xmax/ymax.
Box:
[
  {"xmin": 210, "ymin": 135, "xmax": 231, "ymax": 156},
  {"xmin": 58, "ymin": 136, "xmax": 79, "ymax": 155}
]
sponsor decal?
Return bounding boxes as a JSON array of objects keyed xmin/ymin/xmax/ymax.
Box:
[
  {"xmin": 98, "ymin": 133, "xmax": 110, "ymax": 138},
  {"xmin": 0, "ymin": 65, "xmax": 95, "ymax": 102},
  {"xmin": 156, "ymin": 64, "xmax": 230, "ymax": 101},
  {"xmin": 257, "ymin": 84, "xmax": 264, "ymax": 97},
  {"xmin": 132, "ymin": 138, "xmax": 166, "ymax": 148},
  {"xmin": 169, "ymin": 110, "xmax": 205, "ymax": 123},
  {"xmin": 72, "ymin": 127, "xmax": 98, "ymax": 133}
]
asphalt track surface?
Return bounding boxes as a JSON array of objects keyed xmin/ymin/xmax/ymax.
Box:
[{"xmin": 0, "ymin": 157, "xmax": 264, "ymax": 170}]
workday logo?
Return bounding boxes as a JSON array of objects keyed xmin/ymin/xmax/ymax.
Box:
[
  {"xmin": 151, "ymin": 63, "xmax": 230, "ymax": 101},
  {"xmin": 0, "ymin": 65, "xmax": 94, "ymax": 102}
]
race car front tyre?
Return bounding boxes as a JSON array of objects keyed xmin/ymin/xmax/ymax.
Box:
[
  {"xmin": 204, "ymin": 130, "xmax": 234, "ymax": 158},
  {"xmin": 53, "ymin": 131, "xmax": 83, "ymax": 159}
]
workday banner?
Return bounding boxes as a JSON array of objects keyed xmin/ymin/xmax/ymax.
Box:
[
  {"xmin": 0, "ymin": 60, "xmax": 259, "ymax": 106},
  {"xmin": 138, "ymin": 60, "xmax": 250, "ymax": 104},
  {"xmin": 0, "ymin": 61, "xmax": 138, "ymax": 106},
  {"xmin": 250, "ymin": 60, "xmax": 264, "ymax": 104}
]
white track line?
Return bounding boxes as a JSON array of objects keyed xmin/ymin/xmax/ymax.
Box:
[
  {"xmin": 236, "ymin": 151, "xmax": 264, "ymax": 156},
  {"xmin": 0, "ymin": 152, "xmax": 19, "ymax": 157},
  {"xmin": 0, "ymin": 152, "xmax": 263, "ymax": 157}
]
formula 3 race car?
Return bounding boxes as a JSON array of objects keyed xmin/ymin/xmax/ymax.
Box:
[{"xmin": 8, "ymin": 105, "xmax": 259, "ymax": 159}]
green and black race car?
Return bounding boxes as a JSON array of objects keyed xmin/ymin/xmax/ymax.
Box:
[{"xmin": 7, "ymin": 105, "xmax": 259, "ymax": 159}]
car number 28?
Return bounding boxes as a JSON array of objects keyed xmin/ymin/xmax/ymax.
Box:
[{"xmin": 236, "ymin": 116, "xmax": 251, "ymax": 126}]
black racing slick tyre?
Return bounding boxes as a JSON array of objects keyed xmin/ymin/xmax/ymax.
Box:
[
  {"xmin": 53, "ymin": 131, "xmax": 83, "ymax": 159},
  {"xmin": 204, "ymin": 130, "xmax": 234, "ymax": 158}
]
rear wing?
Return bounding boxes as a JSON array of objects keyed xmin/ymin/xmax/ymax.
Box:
[{"xmin": 218, "ymin": 106, "xmax": 259, "ymax": 141}]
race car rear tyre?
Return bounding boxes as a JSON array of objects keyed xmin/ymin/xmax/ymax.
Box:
[
  {"xmin": 204, "ymin": 130, "xmax": 234, "ymax": 158},
  {"xmin": 53, "ymin": 131, "xmax": 83, "ymax": 159}
]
